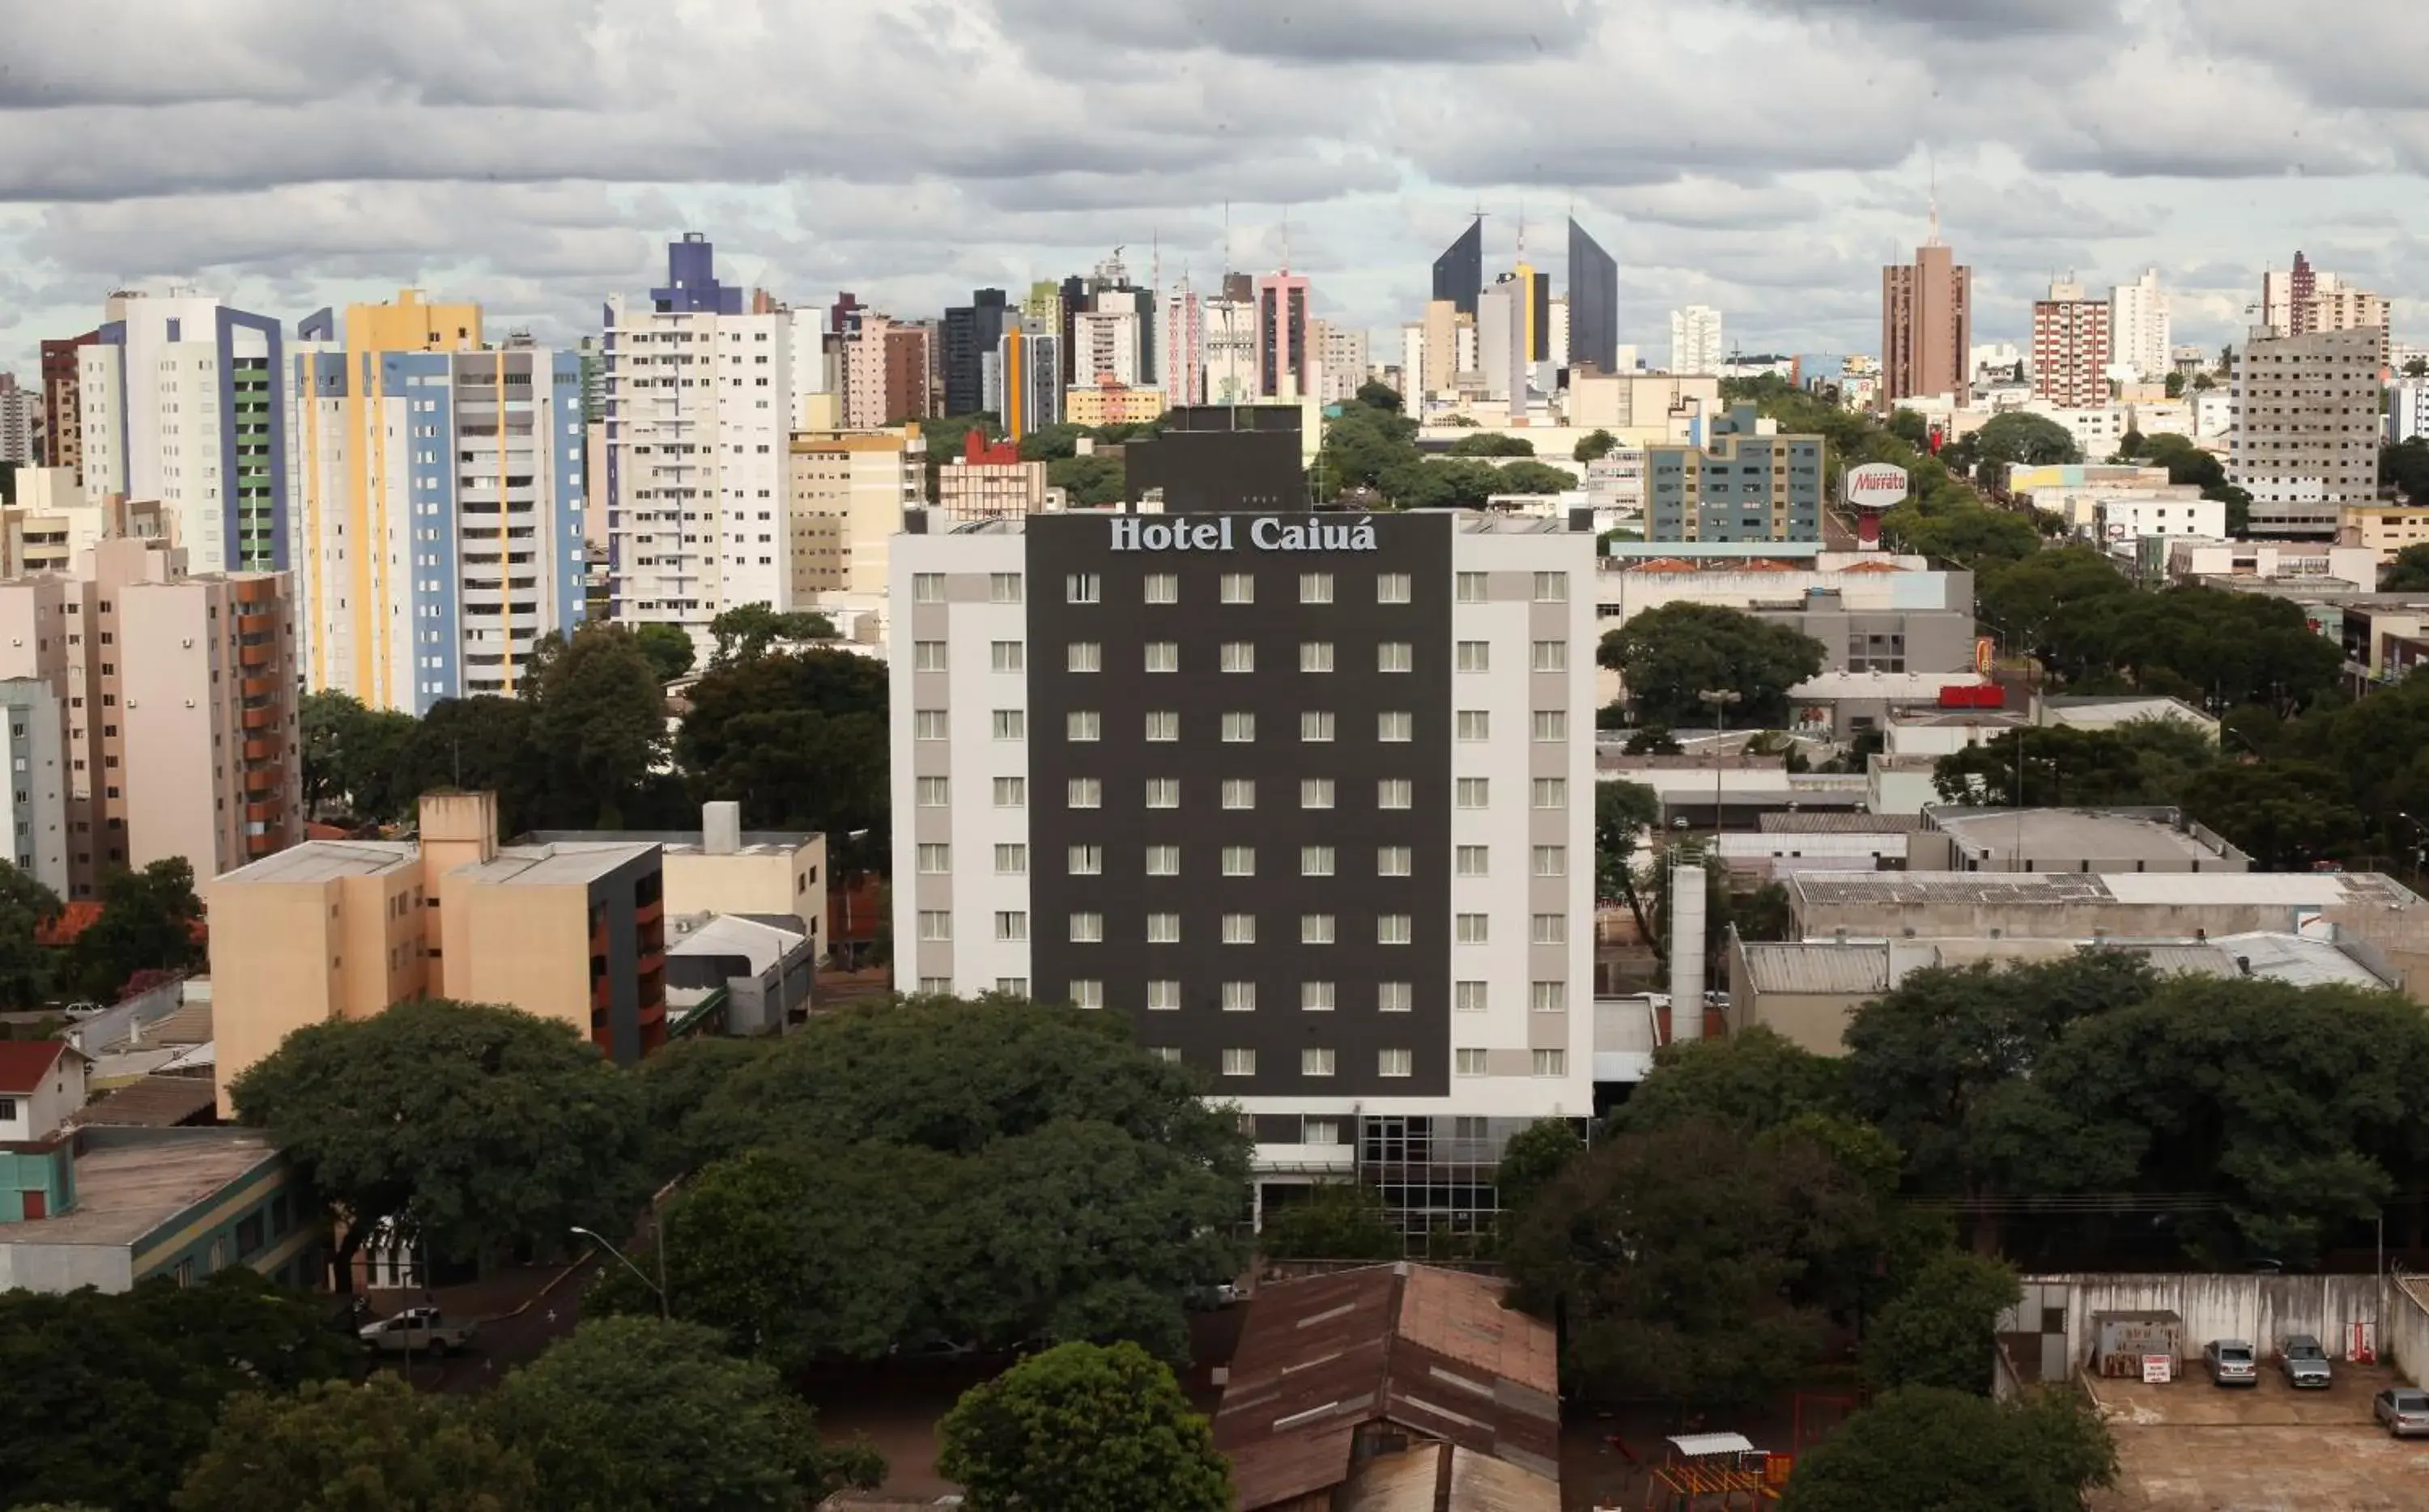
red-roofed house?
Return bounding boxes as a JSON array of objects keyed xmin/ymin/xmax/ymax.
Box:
[{"xmin": 0, "ymin": 1041, "xmax": 89, "ymax": 1147}]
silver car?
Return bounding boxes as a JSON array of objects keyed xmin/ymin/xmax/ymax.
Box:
[
  {"xmin": 2376, "ymin": 1388, "xmax": 2429, "ymax": 1438},
  {"xmin": 2278, "ymin": 1334, "xmax": 2331, "ymax": 1389},
  {"xmin": 2204, "ymin": 1338, "xmax": 2257, "ymax": 1387}
]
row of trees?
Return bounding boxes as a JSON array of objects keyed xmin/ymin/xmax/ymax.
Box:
[
  {"xmin": 0, "ymin": 856, "xmax": 202, "ymax": 1009},
  {"xmin": 1317, "ymin": 384, "xmax": 1576, "ymax": 506}
]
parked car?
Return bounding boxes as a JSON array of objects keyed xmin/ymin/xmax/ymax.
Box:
[
  {"xmin": 62, "ymin": 1000, "xmax": 102, "ymax": 1019},
  {"xmin": 2375, "ymin": 1387, "xmax": 2429, "ymax": 1438},
  {"xmin": 359, "ymin": 1306, "xmax": 477, "ymax": 1356},
  {"xmin": 2278, "ymin": 1334, "xmax": 2332, "ymax": 1389},
  {"xmin": 2203, "ymin": 1338, "xmax": 2258, "ymax": 1387}
]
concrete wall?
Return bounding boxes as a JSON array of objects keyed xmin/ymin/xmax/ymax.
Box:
[
  {"xmin": 2005, "ymin": 1273, "xmax": 2393, "ymax": 1375},
  {"xmin": 663, "ymin": 836, "xmax": 826, "ymax": 949},
  {"xmin": 206, "ymin": 878, "xmax": 346, "ymax": 1115}
]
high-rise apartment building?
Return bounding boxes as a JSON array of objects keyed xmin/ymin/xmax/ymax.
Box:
[
  {"xmin": 1668, "ymin": 306, "xmax": 1725, "ymax": 375},
  {"xmin": 1255, "ymin": 274, "xmax": 1312, "ymax": 402},
  {"xmin": 1645, "ymin": 404, "xmax": 1823, "ymax": 542},
  {"xmin": 1431, "ymin": 218, "xmax": 1483, "ymax": 318},
  {"xmin": 983, "ymin": 321, "xmax": 1062, "ymax": 441},
  {"xmin": 1421, "ymin": 300, "xmax": 1459, "ymax": 395},
  {"xmin": 2233, "ymin": 327, "xmax": 2385, "ymax": 538},
  {"xmin": 288, "ymin": 292, "xmax": 588, "ymax": 711},
  {"xmin": 1567, "ymin": 218, "xmax": 1619, "ymax": 376},
  {"xmin": 937, "ymin": 430, "xmax": 1049, "ymax": 521},
  {"xmin": 1512, "ymin": 260, "xmax": 1551, "ymax": 367},
  {"xmin": 889, "ymin": 505, "xmax": 1597, "ymax": 1191},
  {"xmin": 1074, "ymin": 306, "xmax": 1142, "ymax": 388},
  {"xmin": 1880, "ymin": 241, "xmax": 1972, "ymax": 404},
  {"xmin": 0, "ymin": 376, "xmax": 31, "ymax": 465},
  {"xmin": 839, "ymin": 314, "xmax": 933, "ymax": 429},
  {"xmin": 2261, "ymin": 252, "xmax": 2389, "ymax": 339},
  {"xmin": 1205, "ymin": 297, "xmax": 1257, "ymax": 406},
  {"xmin": 2108, "ymin": 268, "xmax": 2170, "ymax": 383},
  {"xmin": 77, "ymin": 292, "xmax": 290, "ymax": 574},
  {"xmin": 2031, "ymin": 280, "xmax": 2112, "ymax": 408},
  {"xmin": 1477, "ymin": 279, "xmax": 1527, "ymax": 404},
  {"xmin": 603, "ymin": 235, "xmax": 801, "ymax": 648},
  {"xmin": 785, "ymin": 427, "xmax": 922, "ymax": 598},
  {"xmin": 943, "ymin": 290, "xmax": 1010, "ymax": 418},
  {"xmin": 38, "ymin": 333, "xmax": 98, "ymax": 478},
  {"xmin": 1312, "ymin": 321, "xmax": 1370, "ymax": 406},
  {"xmin": 1163, "ymin": 280, "xmax": 1206, "ymax": 408}
]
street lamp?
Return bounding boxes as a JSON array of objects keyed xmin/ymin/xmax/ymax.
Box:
[
  {"xmin": 571, "ymin": 1225, "xmax": 668, "ymax": 1321},
  {"xmin": 1698, "ymin": 689, "xmax": 1743, "ymax": 835}
]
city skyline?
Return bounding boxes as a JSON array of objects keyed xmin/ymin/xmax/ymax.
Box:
[{"xmin": 6, "ymin": 1, "xmax": 2429, "ymax": 375}]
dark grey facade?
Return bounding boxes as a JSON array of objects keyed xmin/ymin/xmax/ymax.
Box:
[
  {"xmin": 1431, "ymin": 219, "xmax": 1483, "ymax": 317},
  {"xmin": 942, "ymin": 289, "xmax": 1008, "ymax": 417},
  {"xmin": 1124, "ymin": 406, "xmax": 1304, "ymax": 513},
  {"xmin": 1567, "ymin": 218, "xmax": 1619, "ymax": 376},
  {"xmin": 1023, "ymin": 512, "xmax": 1456, "ymax": 1100},
  {"xmin": 1646, "ymin": 405, "xmax": 1824, "ymax": 543}
]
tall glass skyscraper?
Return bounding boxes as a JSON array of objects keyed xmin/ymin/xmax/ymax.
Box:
[
  {"xmin": 1431, "ymin": 218, "xmax": 1483, "ymax": 317},
  {"xmin": 1567, "ymin": 218, "xmax": 1619, "ymax": 375}
]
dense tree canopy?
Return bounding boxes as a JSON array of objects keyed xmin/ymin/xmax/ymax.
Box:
[
  {"xmin": 231, "ymin": 998, "xmax": 654, "ymax": 1277},
  {"xmin": 677, "ymin": 647, "xmax": 889, "ymax": 872},
  {"xmin": 1780, "ymin": 1387, "xmax": 2116, "ymax": 1512},
  {"xmin": 938, "ymin": 1342, "xmax": 1232, "ymax": 1512},
  {"xmin": 1614, "ymin": 1026, "xmax": 1846, "ymax": 1136},
  {"xmin": 175, "ymin": 1377, "xmax": 536, "ymax": 1512},
  {"xmin": 1971, "ymin": 412, "xmax": 2082, "ymax": 477},
  {"xmin": 707, "ymin": 603, "xmax": 839, "ymax": 665},
  {"xmin": 1861, "ymin": 1251, "xmax": 2021, "ymax": 1394},
  {"xmin": 2387, "ymin": 542, "xmax": 2429, "ymax": 592},
  {"xmin": 0, "ymin": 860, "xmax": 61, "ymax": 1007},
  {"xmin": 300, "ymin": 690, "xmax": 418, "ymax": 819},
  {"xmin": 1574, "ymin": 428, "xmax": 1618, "ymax": 462},
  {"xmin": 1258, "ymin": 1182, "xmax": 1402, "ymax": 1261},
  {"xmin": 66, "ymin": 857, "xmax": 203, "ymax": 1002},
  {"xmin": 632, "ymin": 622, "xmax": 697, "ymax": 683},
  {"xmin": 1600, "ymin": 603, "xmax": 1826, "ymax": 727},
  {"xmin": 528, "ymin": 623, "xmax": 669, "ymax": 828},
  {"xmin": 1930, "ymin": 720, "xmax": 2218, "ymax": 809}
]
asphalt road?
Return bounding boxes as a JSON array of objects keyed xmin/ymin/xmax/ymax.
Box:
[{"xmin": 367, "ymin": 1255, "xmax": 603, "ymax": 1394}]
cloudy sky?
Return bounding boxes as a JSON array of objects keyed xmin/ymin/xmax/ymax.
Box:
[{"xmin": 3, "ymin": 0, "xmax": 2426, "ymax": 376}]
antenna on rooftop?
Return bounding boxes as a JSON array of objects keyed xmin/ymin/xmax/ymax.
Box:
[{"xmin": 1925, "ymin": 148, "xmax": 1941, "ymax": 246}]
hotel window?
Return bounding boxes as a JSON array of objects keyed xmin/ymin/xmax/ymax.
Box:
[
  {"xmin": 1533, "ymin": 845, "xmax": 1568, "ymax": 877},
  {"xmin": 1533, "ymin": 1050, "xmax": 1568, "ymax": 1077},
  {"xmin": 1377, "ymin": 914, "xmax": 1412, "ymax": 945},
  {"xmin": 1223, "ymin": 779, "xmax": 1257, "ymax": 809},
  {"xmin": 1300, "ymin": 914, "xmax": 1336, "ymax": 945},
  {"xmin": 1378, "ymin": 779, "xmax": 1411, "ymax": 809},
  {"xmin": 1533, "ymin": 710, "xmax": 1569, "ymax": 741},
  {"xmin": 1531, "ymin": 914, "xmax": 1567, "ymax": 945},
  {"xmin": 1305, "ymin": 1117, "xmax": 1340, "ymax": 1145},
  {"xmin": 1220, "ymin": 571, "xmax": 1255, "ymax": 604},
  {"xmin": 1457, "ymin": 778, "xmax": 1490, "ymax": 809},
  {"xmin": 1300, "ymin": 571, "xmax": 1334, "ymax": 604},
  {"xmin": 994, "ymin": 843, "xmax": 1028, "ymax": 874},
  {"xmin": 1376, "ymin": 845, "xmax": 1411, "ymax": 877},
  {"xmin": 916, "ymin": 843, "xmax": 950, "ymax": 873},
  {"xmin": 1532, "ymin": 981, "xmax": 1568, "ymax": 1013},
  {"xmin": 1455, "ymin": 571, "xmax": 1487, "ymax": 603},
  {"xmin": 1532, "ymin": 639, "xmax": 1568, "ymax": 673},
  {"xmin": 1379, "ymin": 1048, "xmax": 1414, "ymax": 1077},
  {"xmin": 1377, "ymin": 711, "xmax": 1412, "ymax": 742},
  {"xmin": 1533, "ymin": 571, "xmax": 1568, "ymax": 602},
  {"xmin": 1067, "ymin": 778, "xmax": 1101, "ymax": 809},
  {"xmin": 1067, "ymin": 640, "xmax": 1101, "ymax": 672},
  {"xmin": 1146, "ymin": 980, "xmax": 1180, "ymax": 1011},
  {"xmin": 993, "ymin": 911, "xmax": 1027, "ymax": 942},
  {"xmin": 1143, "ymin": 572, "xmax": 1178, "ymax": 605},
  {"xmin": 1145, "ymin": 711, "xmax": 1179, "ymax": 741},
  {"xmin": 1300, "ymin": 640, "xmax": 1334, "ymax": 673},
  {"xmin": 1147, "ymin": 912, "xmax": 1180, "ymax": 943},
  {"xmin": 913, "ymin": 572, "xmax": 945, "ymax": 603},
  {"xmin": 992, "ymin": 776, "xmax": 1027, "ymax": 808},
  {"xmin": 1456, "ymin": 640, "xmax": 1490, "ymax": 673},
  {"xmin": 992, "ymin": 709, "xmax": 1026, "ymax": 741},
  {"xmin": 917, "ymin": 776, "xmax": 950, "ymax": 806},
  {"xmin": 1301, "ymin": 1048, "xmax": 1336, "ymax": 1078},
  {"xmin": 1223, "ymin": 711, "xmax": 1257, "ymax": 742},
  {"xmin": 1222, "ymin": 981, "xmax": 1257, "ymax": 1012},
  {"xmin": 1376, "ymin": 571, "xmax": 1410, "ymax": 604},
  {"xmin": 1302, "ymin": 778, "xmax": 1335, "ymax": 809},
  {"xmin": 1457, "ymin": 711, "xmax": 1490, "ymax": 741},
  {"xmin": 1066, "ymin": 711, "xmax": 1100, "ymax": 741},
  {"xmin": 913, "ymin": 639, "xmax": 947, "ymax": 672},
  {"xmin": 914, "ymin": 710, "xmax": 948, "ymax": 741},
  {"xmin": 1068, "ymin": 844, "xmax": 1103, "ymax": 876},
  {"xmin": 990, "ymin": 640, "xmax": 1024, "ymax": 672},
  {"xmin": 1300, "ymin": 711, "xmax": 1335, "ymax": 742},
  {"xmin": 1145, "ymin": 641, "xmax": 1179, "ymax": 673},
  {"xmin": 1070, "ymin": 980, "xmax": 1103, "ymax": 1010},
  {"xmin": 1456, "ymin": 913, "xmax": 1489, "ymax": 943},
  {"xmin": 1223, "ymin": 912, "xmax": 1257, "ymax": 944},
  {"xmin": 1300, "ymin": 846, "xmax": 1334, "ymax": 877},
  {"xmin": 1066, "ymin": 572, "xmax": 1100, "ymax": 604},
  {"xmin": 1533, "ymin": 778, "xmax": 1568, "ymax": 808},
  {"xmin": 1223, "ymin": 845, "xmax": 1256, "ymax": 876},
  {"xmin": 917, "ymin": 910, "xmax": 951, "ymax": 941},
  {"xmin": 1146, "ymin": 844, "xmax": 1180, "ymax": 876},
  {"xmin": 1455, "ymin": 980, "xmax": 1487, "ymax": 1013},
  {"xmin": 919, "ymin": 977, "xmax": 951, "ymax": 995},
  {"xmin": 1456, "ymin": 1049, "xmax": 1488, "ymax": 1077},
  {"xmin": 1148, "ymin": 1046, "xmax": 1181, "ymax": 1064},
  {"xmin": 1146, "ymin": 778, "xmax": 1179, "ymax": 808},
  {"xmin": 1376, "ymin": 641, "xmax": 1411, "ymax": 673},
  {"xmin": 1301, "ymin": 981, "xmax": 1336, "ymax": 1012},
  {"xmin": 1221, "ymin": 642, "xmax": 1255, "ymax": 673},
  {"xmin": 989, "ymin": 572, "xmax": 1023, "ymax": 603},
  {"xmin": 1222, "ymin": 1048, "xmax": 1256, "ymax": 1077},
  {"xmin": 1379, "ymin": 981, "xmax": 1412, "ymax": 1012},
  {"xmin": 1456, "ymin": 845, "xmax": 1489, "ymax": 877}
]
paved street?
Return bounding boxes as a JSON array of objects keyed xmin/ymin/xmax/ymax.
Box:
[{"xmin": 361, "ymin": 1255, "xmax": 603, "ymax": 1394}]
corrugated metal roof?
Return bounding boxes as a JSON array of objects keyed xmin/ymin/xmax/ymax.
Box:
[
  {"xmin": 1739, "ymin": 943, "xmax": 1891, "ymax": 996},
  {"xmin": 1759, "ymin": 811, "xmax": 1927, "ymax": 834}
]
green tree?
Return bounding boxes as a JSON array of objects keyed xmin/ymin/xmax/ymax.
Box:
[
  {"xmin": 1594, "ymin": 779, "xmax": 1661, "ymax": 949},
  {"xmin": 230, "ymin": 998, "xmax": 653, "ymax": 1279},
  {"xmin": 1258, "ymin": 1182, "xmax": 1401, "ymax": 1261},
  {"xmin": 938, "ymin": 1342, "xmax": 1231, "ymax": 1512},
  {"xmin": 1495, "ymin": 459, "xmax": 1580, "ymax": 494},
  {"xmin": 392, "ymin": 695, "xmax": 545, "ymax": 836},
  {"xmin": 708, "ymin": 603, "xmax": 839, "ymax": 665},
  {"xmin": 0, "ymin": 860, "xmax": 61, "ymax": 1007},
  {"xmin": 636, "ymin": 1033, "xmax": 775, "ymax": 1174},
  {"xmin": 678, "ymin": 648, "xmax": 888, "ymax": 871},
  {"xmin": 1780, "ymin": 1387, "xmax": 2116, "ymax": 1512},
  {"xmin": 2180, "ymin": 759, "xmax": 2365, "ymax": 870},
  {"xmin": 176, "ymin": 1377, "xmax": 537, "ymax": 1512},
  {"xmin": 66, "ymin": 857, "xmax": 202, "ymax": 1001},
  {"xmin": 2387, "ymin": 542, "xmax": 2429, "ymax": 591},
  {"xmin": 2384, "ymin": 439, "xmax": 2429, "ymax": 504},
  {"xmin": 632, "ymin": 622, "xmax": 697, "ymax": 683},
  {"xmin": 1882, "ymin": 501, "xmax": 2043, "ymax": 571},
  {"xmin": 1355, "ymin": 380, "xmax": 1402, "ymax": 411},
  {"xmin": 1446, "ymin": 432, "xmax": 1534, "ymax": 457},
  {"xmin": 1861, "ymin": 1251, "xmax": 2021, "ymax": 1394},
  {"xmin": 1601, "ymin": 603, "xmax": 1826, "ymax": 727},
  {"xmin": 2164, "ymin": 369, "xmax": 2186, "ymax": 397},
  {"xmin": 1494, "ymin": 1119, "xmax": 1585, "ymax": 1219},
  {"xmin": 2111, "ymin": 426, "xmax": 2146, "ymax": 461},
  {"xmin": 1617, "ymin": 1027, "xmax": 1845, "ymax": 1136},
  {"xmin": 1049, "ymin": 452, "xmax": 1125, "ymax": 507},
  {"xmin": 1887, "ymin": 409, "xmax": 1930, "ymax": 449},
  {"xmin": 1970, "ymin": 412, "xmax": 2082, "ymax": 479},
  {"xmin": 1975, "ymin": 546, "xmax": 2129, "ymax": 656},
  {"xmin": 1573, "ymin": 428, "xmax": 1618, "ymax": 463},
  {"xmin": 527, "ymin": 624, "xmax": 667, "ymax": 828},
  {"xmin": 1016, "ymin": 422, "xmax": 1091, "ymax": 462},
  {"xmin": 484, "ymin": 1316, "xmax": 882, "ymax": 1512},
  {"xmin": 2042, "ymin": 584, "xmax": 2342, "ymax": 711},
  {"xmin": 300, "ymin": 690, "xmax": 418, "ymax": 821},
  {"xmin": 1932, "ymin": 723, "xmax": 2216, "ymax": 809}
]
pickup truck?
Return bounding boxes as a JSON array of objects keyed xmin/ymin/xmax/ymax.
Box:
[
  {"xmin": 2278, "ymin": 1333, "xmax": 2333, "ymax": 1388},
  {"xmin": 359, "ymin": 1306, "xmax": 478, "ymax": 1357}
]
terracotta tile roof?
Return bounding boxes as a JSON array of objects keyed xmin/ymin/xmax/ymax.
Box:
[{"xmin": 0, "ymin": 1040, "xmax": 72, "ymax": 1093}]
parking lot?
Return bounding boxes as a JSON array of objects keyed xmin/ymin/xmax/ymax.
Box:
[{"xmin": 2087, "ymin": 1361, "xmax": 2429, "ymax": 1510}]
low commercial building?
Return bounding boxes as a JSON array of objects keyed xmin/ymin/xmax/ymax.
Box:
[
  {"xmin": 1786, "ymin": 669, "xmax": 1994, "ymax": 739},
  {"xmin": 1785, "ymin": 868, "xmax": 2421, "ymax": 944},
  {"xmin": 1596, "ymin": 751, "xmax": 1868, "ymax": 830},
  {"xmin": 666, "ymin": 911, "xmax": 815, "ymax": 1035},
  {"xmin": 532, "ymin": 801, "xmax": 826, "ymax": 953},
  {"xmin": 2089, "ymin": 493, "xmax": 2225, "ymax": 549},
  {"xmin": 0, "ymin": 1125, "xmax": 318, "ymax": 1293},
  {"xmin": 2339, "ymin": 503, "xmax": 2429, "ymax": 563},
  {"xmin": 936, "ymin": 429, "xmax": 1049, "ymax": 522},
  {"xmin": 1912, "ymin": 805, "xmax": 2248, "ymax": 873},
  {"xmin": 2161, "ymin": 537, "xmax": 2379, "ymax": 590},
  {"xmin": 1593, "ymin": 551, "xmax": 1976, "ymax": 678}
]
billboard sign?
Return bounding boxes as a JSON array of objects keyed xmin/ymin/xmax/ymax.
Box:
[{"xmin": 1842, "ymin": 462, "xmax": 1911, "ymax": 510}]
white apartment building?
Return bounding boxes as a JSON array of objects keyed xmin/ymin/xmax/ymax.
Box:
[
  {"xmin": 604, "ymin": 236, "xmax": 800, "ymax": 652},
  {"xmin": 1204, "ymin": 298, "xmax": 1257, "ymax": 405},
  {"xmin": 1313, "ymin": 321, "xmax": 1370, "ymax": 406},
  {"xmin": 891, "ymin": 507, "xmax": 1597, "ymax": 1221},
  {"xmin": 1668, "ymin": 306, "xmax": 1725, "ymax": 376},
  {"xmin": 2091, "ymin": 494, "xmax": 2225, "ymax": 546},
  {"xmin": 2108, "ymin": 268, "xmax": 2171, "ymax": 383},
  {"xmin": 1074, "ymin": 308, "xmax": 1142, "ymax": 388},
  {"xmin": 2390, "ymin": 377, "xmax": 2429, "ymax": 445},
  {"xmin": 2233, "ymin": 327, "xmax": 2384, "ymax": 537}
]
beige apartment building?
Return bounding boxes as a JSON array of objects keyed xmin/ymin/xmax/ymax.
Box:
[
  {"xmin": 1063, "ymin": 382, "xmax": 1167, "ymax": 428},
  {"xmin": 2341, "ymin": 504, "xmax": 2429, "ymax": 562},
  {"xmin": 207, "ymin": 792, "xmax": 670, "ymax": 1113},
  {"xmin": 0, "ymin": 469, "xmax": 169, "ymax": 576},
  {"xmin": 1882, "ymin": 240, "xmax": 1972, "ymax": 404},
  {"xmin": 785, "ymin": 427, "xmax": 921, "ymax": 597},
  {"xmin": 936, "ymin": 429, "xmax": 1047, "ymax": 520}
]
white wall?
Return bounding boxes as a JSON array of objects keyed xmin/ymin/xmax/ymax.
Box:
[{"xmin": 0, "ymin": 1051, "xmax": 86, "ymax": 1141}]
